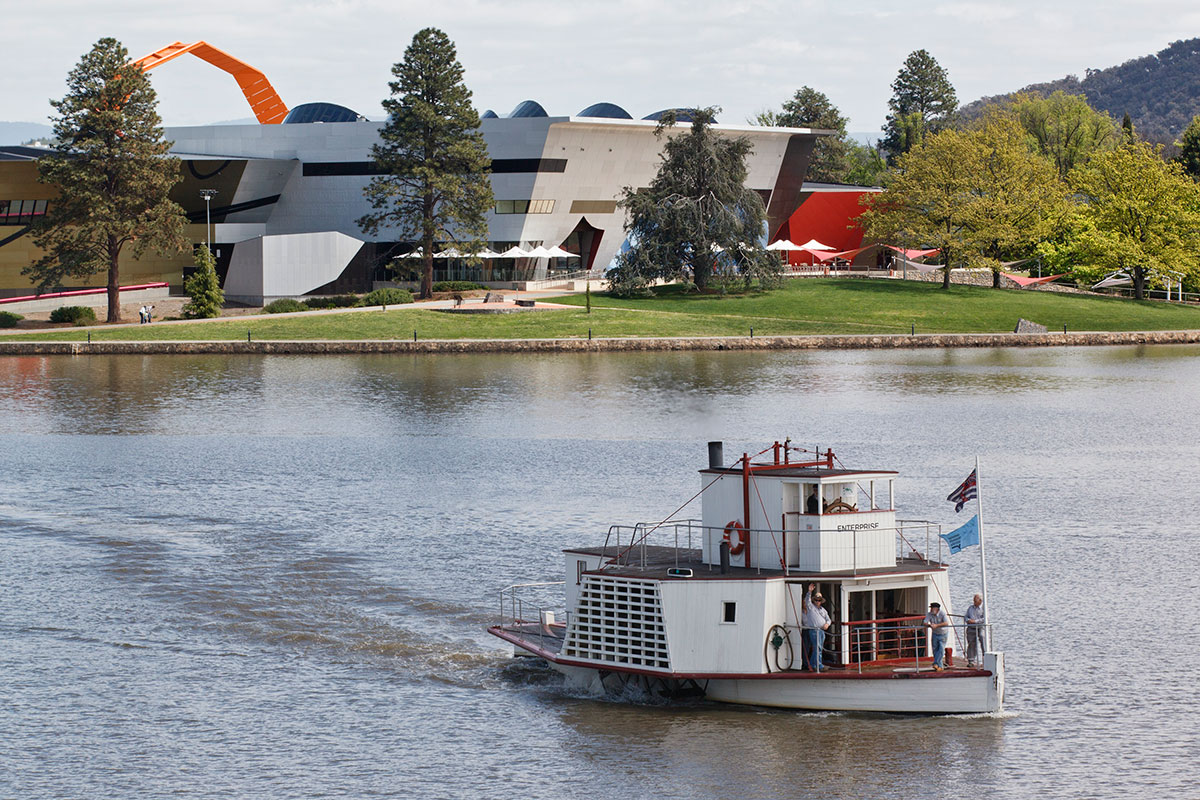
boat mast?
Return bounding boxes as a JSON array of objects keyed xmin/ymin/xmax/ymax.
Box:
[{"xmin": 975, "ymin": 455, "xmax": 991, "ymax": 650}]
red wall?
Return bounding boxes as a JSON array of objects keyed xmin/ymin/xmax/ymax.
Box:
[{"xmin": 777, "ymin": 191, "xmax": 873, "ymax": 264}]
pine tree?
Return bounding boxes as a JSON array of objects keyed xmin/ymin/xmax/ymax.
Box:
[
  {"xmin": 27, "ymin": 38, "xmax": 187, "ymax": 323},
  {"xmin": 881, "ymin": 50, "xmax": 958, "ymax": 163},
  {"xmin": 1176, "ymin": 115, "xmax": 1200, "ymax": 180},
  {"xmin": 358, "ymin": 28, "xmax": 493, "ymax": 300},
  {"xmin": 770, "ymin": 87, "xmax": 852, "ymax": 183},
  {"xmin": 182, "ymin": 246, "xmax": 224, "ymax": 318},
  {"xmin": 611, "ymin": 108, "xmax": 779, "ymax": 294}
]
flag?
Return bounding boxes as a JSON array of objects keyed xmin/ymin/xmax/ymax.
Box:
[
  {"xmin": 940, "ymin": 515, "xmax": 980, "ymax": 555},
  {"xmin": 946, "ymin": 469, "xmax": 978, "ymax": 512}
]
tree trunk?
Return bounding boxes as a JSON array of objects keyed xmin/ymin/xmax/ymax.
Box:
[
  {"xmin": 106, "ymin": 237, "xmax": 121, "ymax": 323},
  {"xmin": 941, "ymin": 252, "xmax": 952, "ymax": 289},
  {"xmin": 1133, "ymin": 266, "xmax": 1146, "ymax": 300},
  {"xmin": 420, "ymin": 193, "xmax": 435, "ymax": 299},
  {"xmin": 992, "ymin": 269, "xmax": 1001, "ymax": 289}
]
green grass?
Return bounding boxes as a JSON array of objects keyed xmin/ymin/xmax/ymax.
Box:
[{"xmin": 8, "ymin": 279, "xmax": 1200, "ymax": 341}]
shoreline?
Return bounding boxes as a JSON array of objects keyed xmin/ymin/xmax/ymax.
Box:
[{"xmin": 3, "ymin": 329, "xmax": 1200, "ymax": 355}]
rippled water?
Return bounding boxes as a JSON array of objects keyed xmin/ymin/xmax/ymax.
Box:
[{"xmin": 2, "ymin": 347, "xmax": 1199, "ymax": 798}]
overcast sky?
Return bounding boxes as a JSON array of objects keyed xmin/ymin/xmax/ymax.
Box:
[{"xmin": 4, "ymin": 0, "xmax": 1199, "ymax": 134}]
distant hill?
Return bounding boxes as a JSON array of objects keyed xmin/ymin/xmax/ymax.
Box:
[
  {"xmin": 0, "ymin": 121, "xmax": 53, "ymax": 145},
  {"xmin": 960, "ymin": 38, "xmax": 1200, "ymax": 142}
]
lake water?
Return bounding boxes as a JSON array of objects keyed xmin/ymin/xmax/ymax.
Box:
[{"xmin": 2, "ymin": 346, "xmax": 1199, "ymax": 799}]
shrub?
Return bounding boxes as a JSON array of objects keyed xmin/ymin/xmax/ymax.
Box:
[
  {"xmin": 0, "ymin": 311, "xmax": 23, "ymax": 328},
  {"xmin": 363, "ymin": 288, "xmax": 414, "ymax": 306},
  {"xmin": 49, "ymin": 305, "xmax": 96, "ymax": 325},
  {"xmin": 432, "ymin": 281, "xmax": 486, "ymax": 292},
  {"xmin": 263, "ymin": 298, "xmax": 308, "ymax": 314},
  {"xmin": 183, "ymin": 246, "xmax": 225, "ymax": 319},
  {"xmin": 303, "ymin": 294, "xmax": 363, "ymax": 310}
]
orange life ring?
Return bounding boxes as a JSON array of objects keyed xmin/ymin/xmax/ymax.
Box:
[{"xmin": 723, "ymin": 520, "xmax": 746, "ymax": 556}]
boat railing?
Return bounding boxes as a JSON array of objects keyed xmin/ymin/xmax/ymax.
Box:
[
  {"xmin": 600, "ymin": 519, "xmax": 702, "ymax": 569},
  {"xmin": 843, "ymin": 617, "xmax": 996, "ymax": 673},
  {"xmin": 497, "ymin": 581, "xmax": 567, "ymax": 630},
  {"xmin": 597, "ymin": 519, "xmax": 946, "ymax": 575}
]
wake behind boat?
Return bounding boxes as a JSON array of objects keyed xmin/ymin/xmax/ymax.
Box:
[{"xmin": 489, "ymin": 441, "xmax": 1004, "ymax": 714}]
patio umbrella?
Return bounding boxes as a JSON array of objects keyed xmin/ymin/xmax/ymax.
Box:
[
  {"xmin": 796, "ymin": 238, "xmax": 835, "ymax": 251},
  {"xmin": 544, "ymin": 245, "xmax": 577, "ymax": 258},
  {"xmin": 766, "ymin": 239, "xmax": 799, "ymax": 251},
  {"xmin": 434, "ymin": 247, "xmax": 463, "ymax": 258},
  {"xmin": 525, "ymin": 246, "xmax": 554, "ymax": 258},
  {"xmin": 497, "ymin": 246, "xmax": 530, "ymax": 258},
  {"xmin": 392, "ymin": 248, "xmax": 423, "ymax": 259}
]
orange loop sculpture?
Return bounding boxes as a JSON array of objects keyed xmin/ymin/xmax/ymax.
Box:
[{"xmin": 132, "ymin": 41, "xmax": 288, "ymax": 124}]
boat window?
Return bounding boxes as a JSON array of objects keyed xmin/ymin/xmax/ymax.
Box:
[
  {"xmin": 576, "ymin": 559, "xmax": 586, "ymax": 585},
  {"xmin": 722, "ymin": 602, "xmax": 736, "ymax": 623}
]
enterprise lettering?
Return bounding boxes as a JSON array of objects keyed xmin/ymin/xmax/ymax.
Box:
[{"xmin": 837, "ymin": 522, "xmax": 880, "ymax": 531}]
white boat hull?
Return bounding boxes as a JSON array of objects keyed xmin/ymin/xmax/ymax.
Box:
[{"xmin": 552, "ymin": 652, "xmax": 1005, "ymax": 715}]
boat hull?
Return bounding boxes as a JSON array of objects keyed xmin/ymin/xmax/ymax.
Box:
[{"xmin": 546, "ymin": 651, "xmax": 1004, "ymax": 715}]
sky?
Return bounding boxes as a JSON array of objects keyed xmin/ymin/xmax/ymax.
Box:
[{"xmin": 4, "ymin": 0, "xmax": 1200, "ymax": 134}]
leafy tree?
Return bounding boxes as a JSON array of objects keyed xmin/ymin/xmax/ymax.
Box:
[
  {"xmin": 1067, "ymin": 141, "xmax": 1200, "ymax": 298},
  {"xmin": 844, "ymin": 140, "xmax": 890, "ymax": 187},
  {"xmin": 182, "ymin": 246, "xmax": 224, "ymax": 318},
  {"xmin": 611, "ymin": 108, "xmax": 779, "ymax": 294},
  {"xmin": 859, "ymin": 128, "xmax": 978, "ymax": 289},
  {"xmin": 881, "ymin": 50, "xmax": 957, "ymax": 163},
  {"xmin": 1121, "ymin": 111, "xmax": 1136, "ymax": 143},
  {"xmin": 1007, "ymin": 91, "xmax": 1118, "ymax": 178},
  {"xmin": 27, "ymin": 38, "xmax": 187, "ymax": 323},
  {"xmin": 756, "ymin": 87, "xmax": 852, "ymax": 183},
  {"xmin": 963, "ymin": 115, "xmax": 1071, "ymax": 286},
  {"xmin": 1176, "ymin": 115, "xmax": 1200, "ymax": 179},
  {"xmin": 358, "ymin": 28, "xmax": 493, "ymax": 300}
]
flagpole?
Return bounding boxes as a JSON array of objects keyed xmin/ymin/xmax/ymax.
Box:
[{"xmin": 975, "ymin": 455, "xmax": 991, "ymax": 651}]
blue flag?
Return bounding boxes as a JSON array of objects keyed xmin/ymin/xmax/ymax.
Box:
[{"xmin": 940, "ymin": 515, "xmax": 980, "ymax": 554}]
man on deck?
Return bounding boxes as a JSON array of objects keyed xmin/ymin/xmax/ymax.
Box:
[
  {"xmin": 925, "ymin": 601, "xmax": 949, "ymax": 671},
  {"xmin": 803, "ymin": 583, "xmax": 832, "ymax": 672}
]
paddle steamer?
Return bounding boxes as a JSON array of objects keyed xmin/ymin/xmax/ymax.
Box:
[{"xmin": 489, "ymin": 441, "xmax": 1004, "ymax": 714}]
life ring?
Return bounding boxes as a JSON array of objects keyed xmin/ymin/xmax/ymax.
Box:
[{"xmin": 722, "ymin": 520, "xmax": 746, "ymax": 556}]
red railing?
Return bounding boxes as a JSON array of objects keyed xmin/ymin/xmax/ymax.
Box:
[
  {"xmin": 0, "ymin": 282, "xmax": 169, "ymax": 306},
  {"xmin": 843, "ymin": 615, "xmax": 927, "ymax": 665}
]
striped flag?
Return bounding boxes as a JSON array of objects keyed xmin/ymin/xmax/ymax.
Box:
[{"xmin": 947, "ymin": 469, "xmax": 978, "ymax": 512}]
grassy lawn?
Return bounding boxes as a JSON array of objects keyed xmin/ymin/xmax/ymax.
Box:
[{"xmin": 7, "ymin": 279, "xmax": 1200, "ymax": 341}]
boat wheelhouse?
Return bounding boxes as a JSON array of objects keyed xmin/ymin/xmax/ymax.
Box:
[{"xmin": 489, "ymin": 441, "xmax": 1004, "ymax": 714}]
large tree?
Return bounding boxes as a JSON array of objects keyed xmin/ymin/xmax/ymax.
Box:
[
  {"xmin": 1068, "ymin": 141, "xmax": 1200, "ymax": 299},
  {"xmin": 611, "ymin": 108, "xmax": 779, "ymax": 294},
  {"xmin": 27, "ymin": 38, "xmax": 186, "ymax": 323},
  {"xmin": 964, "ymin": 114, "xmax": 1071, "ymax": 287},
  {"xmin": 755, "ymin": 87, "xmax": 851, "ymax": 183},
  {"xmin": 881, "ymin": 50, "xmax": 957, "ymax": 163},
  {"xmin": 358, "ymin": 27, "xmax": 493, "ymax": 299},
  {"xmin": 859, "ymin": 128, "xmax": 978, "ymax": 288}
]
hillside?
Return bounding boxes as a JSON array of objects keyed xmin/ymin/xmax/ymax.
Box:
[
  {"xmin": 960, "ymin": 38, "xmax": 1200, "ymax": 142},
  {"xmin": 0, "ymin": 121, "xmax": 52, "ymax": 145}
]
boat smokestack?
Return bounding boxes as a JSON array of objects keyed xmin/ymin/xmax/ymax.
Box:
[
  {"xmin": 708, "ymin": 441, "xmax": 724, "ymax": 469},
  {"xmin": 719, "ymin": 540, "xmax": 730, "ymax": 574}
]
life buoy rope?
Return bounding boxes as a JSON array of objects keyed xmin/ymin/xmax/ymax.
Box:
[{"xmin": 722, "ymin": 520, "xmax": 746, "ymax": 556}]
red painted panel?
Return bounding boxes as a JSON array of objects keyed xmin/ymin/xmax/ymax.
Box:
[{"xmin": 778, "ymin": 191, "xmax": 874, "ymax": 266}]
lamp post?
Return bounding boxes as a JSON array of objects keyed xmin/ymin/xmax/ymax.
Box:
[{"xmin": 199, "ymin": 189, "xmax": 218, "ymax": 250}]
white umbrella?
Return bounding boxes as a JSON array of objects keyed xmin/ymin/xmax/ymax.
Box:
[
  {"xmin": 475, "ymin": 249, "xmax": 502, "ymax": 259},
  {"xmin": 544, "ymin": 245, "xmax": 577, "ymax": 258},
  {"xmin": 766, "ymin": 239, "xmax": 799, "ymax": 251},
  {"xmin": 525, "ymin": 246, "xmax": 554, "ymax": 258},
  {"xmin": 497, "ymin": 246, "xmax": 530, "ymax": 258},
  {"xmin": 797, "ymin": 238, "xmax": 835, "ymax": 251},
  {"xmin": 393, "ymin": 248, "xmax": 423, "ymax": 259},
  {"xmin": 434, "ymin": 247, "xmax": 463, "ymax": 258}
]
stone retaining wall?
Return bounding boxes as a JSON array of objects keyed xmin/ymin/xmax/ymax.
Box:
[{"xmin": 3, "ymin": 330, "xmax": 1200, "ymax": 356}]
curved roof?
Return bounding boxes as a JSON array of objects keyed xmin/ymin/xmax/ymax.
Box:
[
  {"xmin": 509, "ymin": 100, "xmax": 548, "ymax": 118},
  {"xmin": 642, "ymin": 108, "xmax": 714, "ymax": 123},
  {"xmin": 577, "ymin": 102, "xmax": 632, "ymax": 119},
  {"xmin": 481, "ymin": 109, "xmax": 499, "ymax": 119},
  {"xmin": 282, "ymin": 102, "xmax": 367, "ymax": 124}
]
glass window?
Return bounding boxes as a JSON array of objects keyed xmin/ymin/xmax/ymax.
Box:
[{"xmin": 723, "ymin": 602, "xmax": 736, "ymax": 623}]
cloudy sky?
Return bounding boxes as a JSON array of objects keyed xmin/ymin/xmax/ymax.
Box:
[{"xmin": 4, "ymin": 0, "xmax": 1199, "ymax": 133}]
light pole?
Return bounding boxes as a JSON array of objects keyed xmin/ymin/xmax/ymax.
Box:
[{"xmin": 199, "ymin": 189, "xmax": 218, "ymax": 250}]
